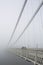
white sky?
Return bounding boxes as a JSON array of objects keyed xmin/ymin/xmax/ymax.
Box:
[{"xmin": 0, "ymin": 0, "xmax": 43, "ymax": 49}]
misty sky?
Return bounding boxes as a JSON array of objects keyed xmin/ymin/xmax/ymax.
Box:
[{"xmin": 0, "ymin": 0, "xmax": 43, "ymax": 49}]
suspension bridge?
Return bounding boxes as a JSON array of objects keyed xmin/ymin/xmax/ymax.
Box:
[{"xmin": 0, "ymin": 0, "xmax": 43, "ymax": 65}]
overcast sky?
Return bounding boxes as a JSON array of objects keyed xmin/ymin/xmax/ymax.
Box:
[{"xmin": 0, "ymin": 0, "xmax": 43, "ymax": 49}]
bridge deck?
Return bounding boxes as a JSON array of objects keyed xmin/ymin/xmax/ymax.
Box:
[{"xmin": 0, "ymin": 51, "xmax": 34, "ymax": 65}]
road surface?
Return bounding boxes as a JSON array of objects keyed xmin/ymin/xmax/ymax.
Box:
[{"xmin": 0, "ymin": 50, "xmax": 34, "ymax": 65}]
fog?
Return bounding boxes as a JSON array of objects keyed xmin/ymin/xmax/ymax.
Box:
[{"xmin": 0, "ymin": 0, "xmax": 43, "ymax": 49}]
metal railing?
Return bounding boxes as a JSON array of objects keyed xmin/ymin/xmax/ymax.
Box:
[{"xmin": 10, "ymin": 48, "xmax": 43, "ymax": 65}]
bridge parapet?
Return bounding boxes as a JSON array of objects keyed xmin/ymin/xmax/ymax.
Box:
[{"xmin": 9, "ymin": 48, "xmax": 43, "ymax": 65}]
